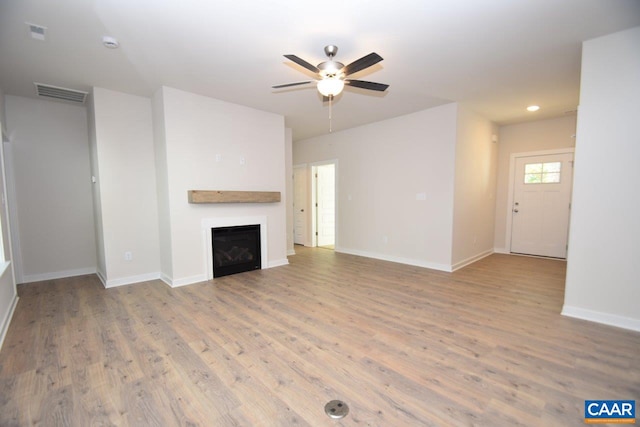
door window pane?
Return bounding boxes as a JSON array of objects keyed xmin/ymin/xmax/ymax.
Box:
[{"xmin": 524, "ymin": 161, "xmax": 561, "ymax": 184}]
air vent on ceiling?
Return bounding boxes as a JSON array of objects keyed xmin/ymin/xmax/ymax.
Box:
[
  {"xmin": 26, "ymin": 22, "xmax": 47, "ymax": 41},
  {"xmin": 34, "ymin": 83, "xmax": 88, "ymax": 104}
]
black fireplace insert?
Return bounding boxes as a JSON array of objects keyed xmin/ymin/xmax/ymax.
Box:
[{"xmin": 211, "ymin": 224, "xmax": 261, "ymax": 278}]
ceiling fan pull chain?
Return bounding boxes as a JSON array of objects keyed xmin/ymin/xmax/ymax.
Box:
[{"xmin": 329, "ymin": 95, "xmax": 333, "ymax": 132}]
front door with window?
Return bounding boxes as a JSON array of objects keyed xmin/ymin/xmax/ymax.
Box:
[{"xmin": 511, "ymin": 152, "xmax": 574, "ymax": 258}]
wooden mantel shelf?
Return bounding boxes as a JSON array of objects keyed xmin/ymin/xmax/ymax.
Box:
[{"xmin": 188, "ymin": 190, "xmax": 281, "ymax": 204}]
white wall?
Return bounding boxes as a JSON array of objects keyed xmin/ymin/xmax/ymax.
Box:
[
  {"xmin": 151, "ymin": 88, "xmax": 173, "ymax": 281},
  {"xmin": 294, "ymin": 103, "xmax": 458, "ymax": 271},
  {"xmin": 493, "ymin": 116, "xmax": 576, "ymax": 252},
  {"xmin": 5, "ymin": 95, "xmax": 96, "ymax": 283},
  {"xmin": 91, "ymin": 88, "xmax": 160, "ymax": 287},
  {"xmin": 452, "ymin": 105, "xmax": 498, "ymax": 269},
  {"xmin": 563, "ymin": 26, "xmax": 640, "ymax": 331},
  {"xmin": 0, "ymin": 88, "xmax": 11, "ymax": 259},
  {"xmin": 0, "ymin": 87, "xmax": 6, "ymax": 139},
  {"xmin": 155, "ymin": 87, "xmax": 287, "ymax": 285}
]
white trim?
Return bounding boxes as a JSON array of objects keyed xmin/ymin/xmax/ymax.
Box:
[
  {"xmin": 0, "ymin": 293, "xmax": 18, "ymax": 351},
  {"xmin": 167, "ymin": 274, "xmax": 207, "ymax": 288},
  {"xmin": 287, "ymin": 249, "xmax": 296, "ymax": 256},
  {"xmin": 493, "ymin": 247, "xmax": 509, "ymax": 254},
  {"xmin": 336, "ymin": 246, "xmax": 452, "ymax": 272},
  {"xmin": 104, "ymin": 272, "xmax": 161, "ymax": 288},
  {"xmin": 202, "ymin": 216, "xmax": 268, "ymax": 280},
  {"xmin": 268, "ymin": 258, "xmax": 289, "ymax": 268},
  {"xmin": 451, "ymin": 249, "xmax": 494, "ymax": 271},
  {"xmin": 96, "ymin": 270, "xmax": 107, "ymax": 287},
  {"xmin": 21, "ymin": 267, "xmax": 96, "ymax": 284},
  {"xmin": 562, "ymin": 305, "xmax": 640, "ymax": 332},
  {"xmin": 0, "ymin": 260, "xmax": 10, "ymax": 278},
  {"xmin": 504, "ymin": 148, "xmax": 575, "ymax": 254},
  {"xmin": 159, "ymin": 273, "xmax": 172, "ymax": 287}
]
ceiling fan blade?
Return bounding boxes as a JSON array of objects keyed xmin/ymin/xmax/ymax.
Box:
[
  {"xmin": 272, "ymin": 80, "xmax": 315, "ymax": 89},
  {"xmin": 345, "ymin": 79, "xmax": 389, "ymax": 91},
  {"xmin": 284, "ymin": 55, "xmax": 320, "ymax": 74},
  {"xmin": 342, "ymin": 52, "xmax": 383, "ymax": 76}
]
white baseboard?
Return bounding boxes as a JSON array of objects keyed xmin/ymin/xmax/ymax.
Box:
[
  {"xmin": 0, "ymin": 294, "xmax": 18, "ymax": 351},
  {"xmin": 167, "ymin": 274, "xmax": 208, "ymax": 288},
  {"xmin": 159, "ymin": 273, "xmax": 173, "ymax": 288},
  {"xmin": 267, "ymin": 258, "xmax": 289, "ymax": 268},
  {"xmin": 451, "ymin": 249, "xmax": 494, "ymax": 271},
  {"xmin": 21, "ymin": 267, "xmax": 97, "ymax": 284},
  {"xmin": 336, "ymin": 247, "xmax": 452, "ymax": 272},
  {"xmin": 562, "ymin": 305, "xmax": 640, "ymax": 332},
  {"xmin": 493, "ymin": 247, "xmax": 509, "ymax": 254},
  {"xmin": 96, "ymin": 269, "xmax": 107, "ymax": 287},
  {"xmin": 104, "ymin": 272, "xmax": 161, "ymax": 288},
  {"xmin": 287, "ymin": 249, "xmax": 296, "ymax": 256},
  {"xmin": 164, "ymin": 259, "xmax": 289, "ymax": 287}
]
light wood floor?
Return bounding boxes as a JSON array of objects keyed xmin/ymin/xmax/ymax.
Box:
[{"xmin": 1, "ymin": 248, "xmax": 638, "ymax": 426}]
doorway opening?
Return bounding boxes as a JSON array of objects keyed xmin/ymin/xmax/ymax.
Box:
[{"xmin": 312, "ymin": 162, "xmax": 336, "ymax": 249}]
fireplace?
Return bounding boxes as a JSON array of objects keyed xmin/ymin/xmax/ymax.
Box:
[
  {"xmin": 202, "ymin": 216, "xmax": 268, "ymax": 280},
  {"xmin": 211, "ymin": 224, "xmax": 261, "ymax": 278}
]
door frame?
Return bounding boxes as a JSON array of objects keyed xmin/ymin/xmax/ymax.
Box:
[
  {"xmin": 505, "ymin": 148, "xmax": 574, "ymax": 254},
  {"xmin": 310, "ymin": 159, "xmax": 338, "ymax": 248}
]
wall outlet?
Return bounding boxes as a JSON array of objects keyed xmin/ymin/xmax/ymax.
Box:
[{"xmin": 124, "ymin": 251, "xmax": 133, "ymax": 261}]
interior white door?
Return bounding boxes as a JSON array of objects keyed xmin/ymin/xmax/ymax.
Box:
[
  {"xmin": 511, "ymin": 152, "xmax": 574, "ymax": 258},
  {"xmin": 293, "ymin": 167, "xmax": 307, "ymax": 245},
  {"xmin": 315, "ymin": 164, "xmax": 335, "ymax": 247}
]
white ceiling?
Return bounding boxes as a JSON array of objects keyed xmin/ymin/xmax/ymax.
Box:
[{"xmin": 1, "ymin": 0, "xmax": 639, "ymax": 141}]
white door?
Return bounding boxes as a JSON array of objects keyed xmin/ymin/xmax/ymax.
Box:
[
  {"xmin": 511, "ymin": 153, "xmax": 574, "ymax": 258},
  {"xmin": 293, "ymin": 166, "xmax": 307, "ymax": 245},
  {"xmin": 315, "ymin": 164, "xmax": 335, "ymax": 247}
]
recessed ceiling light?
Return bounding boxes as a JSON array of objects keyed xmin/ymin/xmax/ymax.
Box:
[
  {"xmin": 102, "ymin": 36, "xmax": 119, "ymax": 49},
  {"xmin": 527, "ymin": 105, "xmax": 540, "ymax": 112}
]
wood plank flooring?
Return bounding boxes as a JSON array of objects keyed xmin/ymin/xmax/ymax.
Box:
[{"xmin": 1, "ymin": 247, "xmax": 639, "ymax": 426}]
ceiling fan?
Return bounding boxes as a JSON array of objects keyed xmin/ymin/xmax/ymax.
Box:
[{"xmin": 272, "ymin": 45, "xmax": 389, "ymax": 99}]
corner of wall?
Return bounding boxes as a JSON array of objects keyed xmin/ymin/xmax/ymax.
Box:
[{"xmin": 451, "ymin": 105, "xmax": 498, "ymax": 267}]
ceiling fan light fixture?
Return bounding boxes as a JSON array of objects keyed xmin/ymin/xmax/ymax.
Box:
[{"xmin": 317, "ymin": 78, "xmax": 344, "ymax": 97}]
